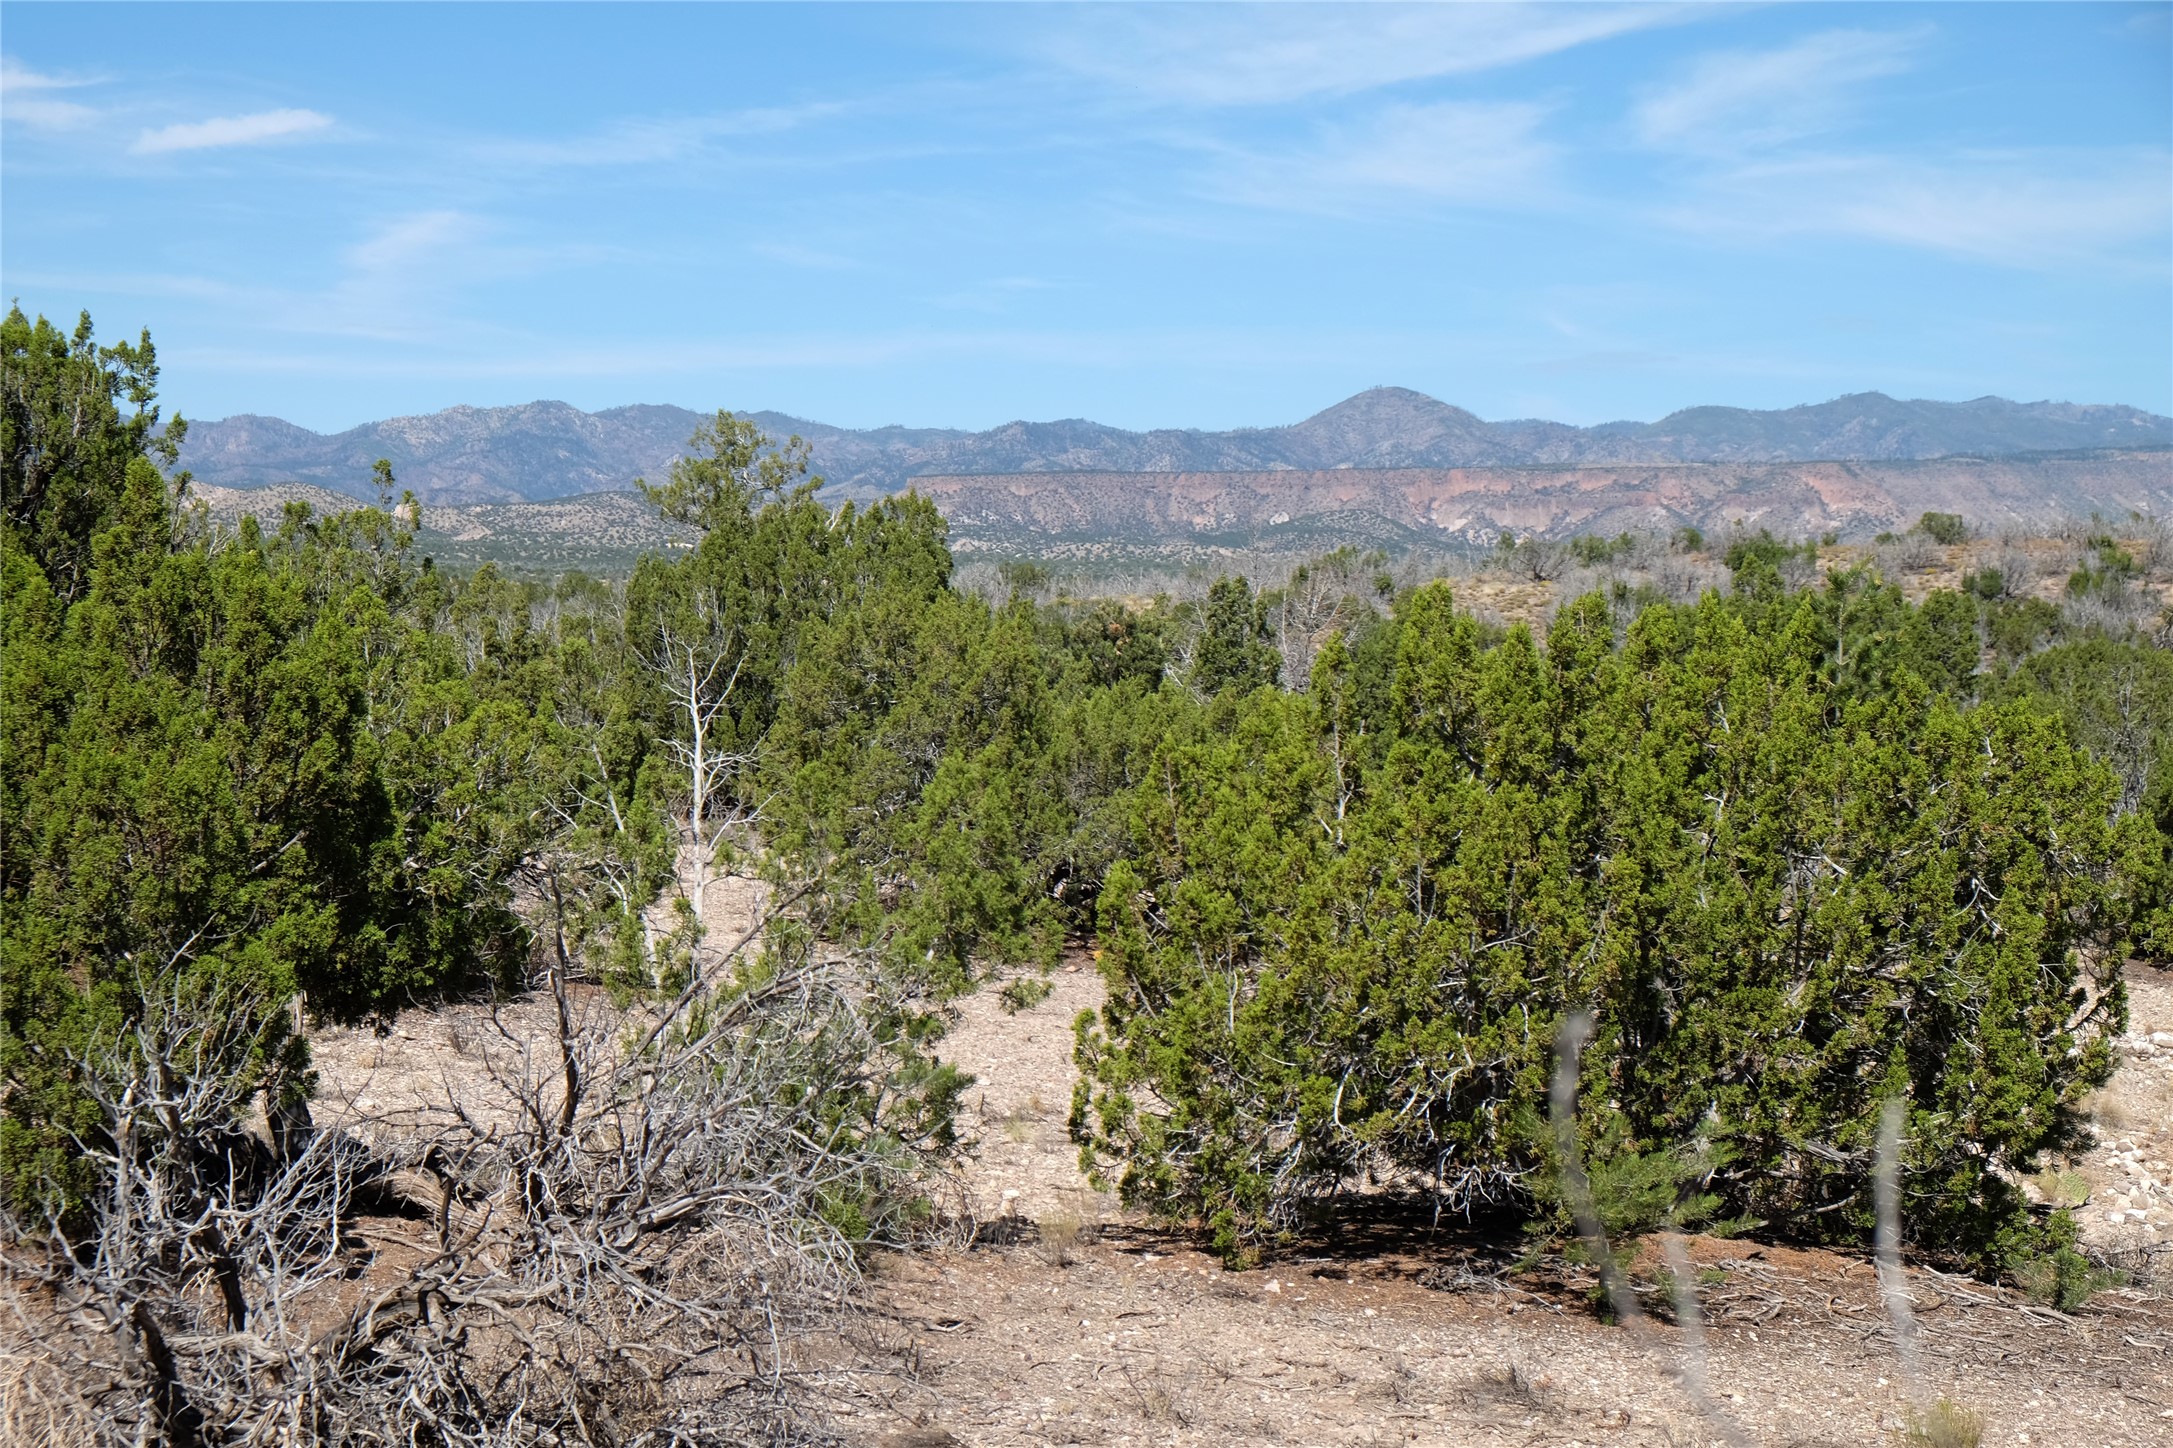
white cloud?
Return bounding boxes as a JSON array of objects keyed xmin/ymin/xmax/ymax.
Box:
[
  {"xmin": 1658, "ymin": 147, "xmax": 2173, "ymax": 270},
  {"xmin": 1039, "ymin": 3, "xmax": 1678, "ymax": 107},
  {"xmin": 132, "ymin": 107, "xmax": 332, "ymax": 155},
  {"xmin": 1215, "ymin": 101, "xmax": 1560, "ymax": 212},
  {"xmin": 1, "ymin": 57, "xmax": 100, "ymax": 129},
  {"xmin": 1634, "ymin": 29, "xmax": 1925, "ymax": 153},
  {"xmin": 2, "ymin": 57, "xmax": 96, "ymax": 93}
]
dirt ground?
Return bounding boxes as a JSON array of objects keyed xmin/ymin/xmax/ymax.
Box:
[
  {"xmin": 302, "ymin": 940, "xmax": 2173, "ymax": 1448},
  {"xmin": 824, "ymin": 962, "xmax": 2173, "ymax": 1448},
  {"xmin": 2077, "ymin": 965, "xmax": 2173, "ymax": 1272}
]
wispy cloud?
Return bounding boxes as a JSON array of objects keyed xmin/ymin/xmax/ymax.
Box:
[
  {"xmin": 342, "ymin": 210, "xmax": 479, "ymax": 277},
  {"xmin": 1659, "ymin": 147, "xmax": 2172, "ymax": 270},
  {"xmin": 928, "ymin": 275, "xmax": 1059, "ymax": 313},
  {"xmin": 1037, "ymin": 3, "xmax": 1677, "ymax": 107},
  {"xmin": 2, "ymin": 268, "xmax": 256, "ymax": 304},
  {"xmin": 21, "ymin": 210, "xmax": 578, "ymax": 355},
  {"xmin": 1213, "ymin": 101, "xmax": 1559, "ymax": 212},
  {"xmin": 132, "ymin": 107, "xmax": 332, "ymax": 155},
  {"xmin": 2, "ymin": 57, "xmax": 101, "ymax": 129},
  {"xmin": 1634, "ymin": 28, "xmax": 1926, "ymax": 154},
  {"xmin": 478, "ymin": 104, "xmax": 844, "ymax": 167},
  {"xmin": 747, "ymin": 241, "xmax": 865, "ymax": 272},
  {"xmin": 315, "ymin": 211, "xmax": 598, "ymax": 345},
  {"xmin": 1630, "ymin": 27, "xmax": 2165, "ymax": 270}
]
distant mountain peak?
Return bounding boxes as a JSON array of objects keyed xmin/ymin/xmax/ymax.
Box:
[{"xmin": 1299, "ymin": 386, "xmax": 1477, "ymax": 423}]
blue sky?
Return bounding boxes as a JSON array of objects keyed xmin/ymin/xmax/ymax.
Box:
[{"xmin": 2, "ymin": 2, "xmax": 2167, "ymax": 433}]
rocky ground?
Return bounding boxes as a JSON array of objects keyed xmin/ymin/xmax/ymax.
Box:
[{"xmin": 2075, "ymin": 964, "xmax": 2173, "ymax": 1278}]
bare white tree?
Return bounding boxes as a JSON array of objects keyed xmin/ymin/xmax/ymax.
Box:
[
  {"xmin": 1271, "ymin": 549, "xmax": 1377, "ymax": 693},
  {"xmin": 643, "ymin": 585, "xmax": 761, "ymax": 983}
]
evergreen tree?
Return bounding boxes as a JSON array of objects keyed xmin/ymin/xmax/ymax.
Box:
[
  {"xmin": 1191, "ymin": 575, "xmax": 1278, "ymax": 696},
  {"xmin": 1074, "ymin": 582, "xmax": 2141, "ymax": 1264}
]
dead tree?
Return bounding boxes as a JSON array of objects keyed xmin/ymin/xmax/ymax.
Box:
[{"xmin": 643, "ymin": 587, "xmax": 762, "ymax": 984}]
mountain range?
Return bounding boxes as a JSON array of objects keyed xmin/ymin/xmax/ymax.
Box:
[{"xmin": 180, "ymin": 388, "xmax": 2172, "ymax": 507}]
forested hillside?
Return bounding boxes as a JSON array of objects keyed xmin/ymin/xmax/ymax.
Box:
[{"xmin": 6, "ymin": 307, "xmax": 2171, "ymax": 1444}]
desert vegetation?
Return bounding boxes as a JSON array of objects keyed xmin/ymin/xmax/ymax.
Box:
[{"xmin": 5, "ymin": 307, "xmax": 2171, "ymax": 1444}]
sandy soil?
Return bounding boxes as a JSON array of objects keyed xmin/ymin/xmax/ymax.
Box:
[{"xmin": 828, "ymin": 961, "xmax": 2173, "ymax": 1448}]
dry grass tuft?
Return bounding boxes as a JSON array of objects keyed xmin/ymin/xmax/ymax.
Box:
[
  {"xmin": 1897, "ymin": 1398, "xmax": 1986, "ymax": 1448},
  {"xmin": 1124, "ymin": 1365, "xmax": 1192, "ymax": 1425},
  {"xmin": 1463, "ymin": 1358, "xmax": 1557, "ymax": 1413},
  {"xmin": 1033, "ymin": 1211, "xmax": 1084, "ymax": 1268}
]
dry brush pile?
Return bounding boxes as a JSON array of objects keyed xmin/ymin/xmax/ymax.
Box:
[{"xmin": 2, "ymin": 931, "xmax": 949, "ymax": 1448}]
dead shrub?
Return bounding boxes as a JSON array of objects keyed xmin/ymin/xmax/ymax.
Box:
[{"xmin": 1, "ymin": 930, "xmax": 949, "ymax": 1448}]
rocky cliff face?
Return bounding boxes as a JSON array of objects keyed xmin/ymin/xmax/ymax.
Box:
[
  {"xmin": 180, "ymin": 389, "xmax": 2172, "ymax": 505},
  {"xmin": 913, "ymin": 451, "xmax": 2173, "ymax": 546}
]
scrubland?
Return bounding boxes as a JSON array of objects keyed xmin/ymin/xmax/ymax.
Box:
[{"xmin": 8, "ymin": 310, "xmax": 2172, "ymax": 1447}]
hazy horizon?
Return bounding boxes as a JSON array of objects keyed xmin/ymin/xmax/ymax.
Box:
[{"xmin": 185, "ymin": 383, "xmax": 2173, "ymax": 440}]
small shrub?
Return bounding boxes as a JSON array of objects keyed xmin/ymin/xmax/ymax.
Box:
[
  {"xmin": 1673, "ymin": 525, "xmax": 1705, "ymax": 554},
  {"xmin": 999, "ymin": 975, "xmax": 1055, "ymax": 1013},
  {"xmin": 1723, "ymin": 527, "xmax": 1817, "ymax": 587},
  {"xmin": 1897, "ymin": 1397, "xmax": 1985, "ymax": 1448},
  {"xmin": 1523, "ymin": 1110, "xmax": 1743, "ymax": 1247},
  {"xmin": 1887, "ymin": 531, "xmax": 1942, "ymax": 572},
  {"xmin": 1724, "ymin": 528, "xmax": 1800, "ymax": 570},
  {"xmin": 998, "ymin": 560, "xmax": 1052, "ymax": 598},
  {"xmin": 2011, "ymin": 1243, "xmax": 2122, "ymax": 1311},
  {"xmin": 2067, "ymin": 536, "xmax": 2141, "ymax": 599},
  {"xmin": 1916, "ymin": 512, "xmax": 1970, "ymax": 546}
]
